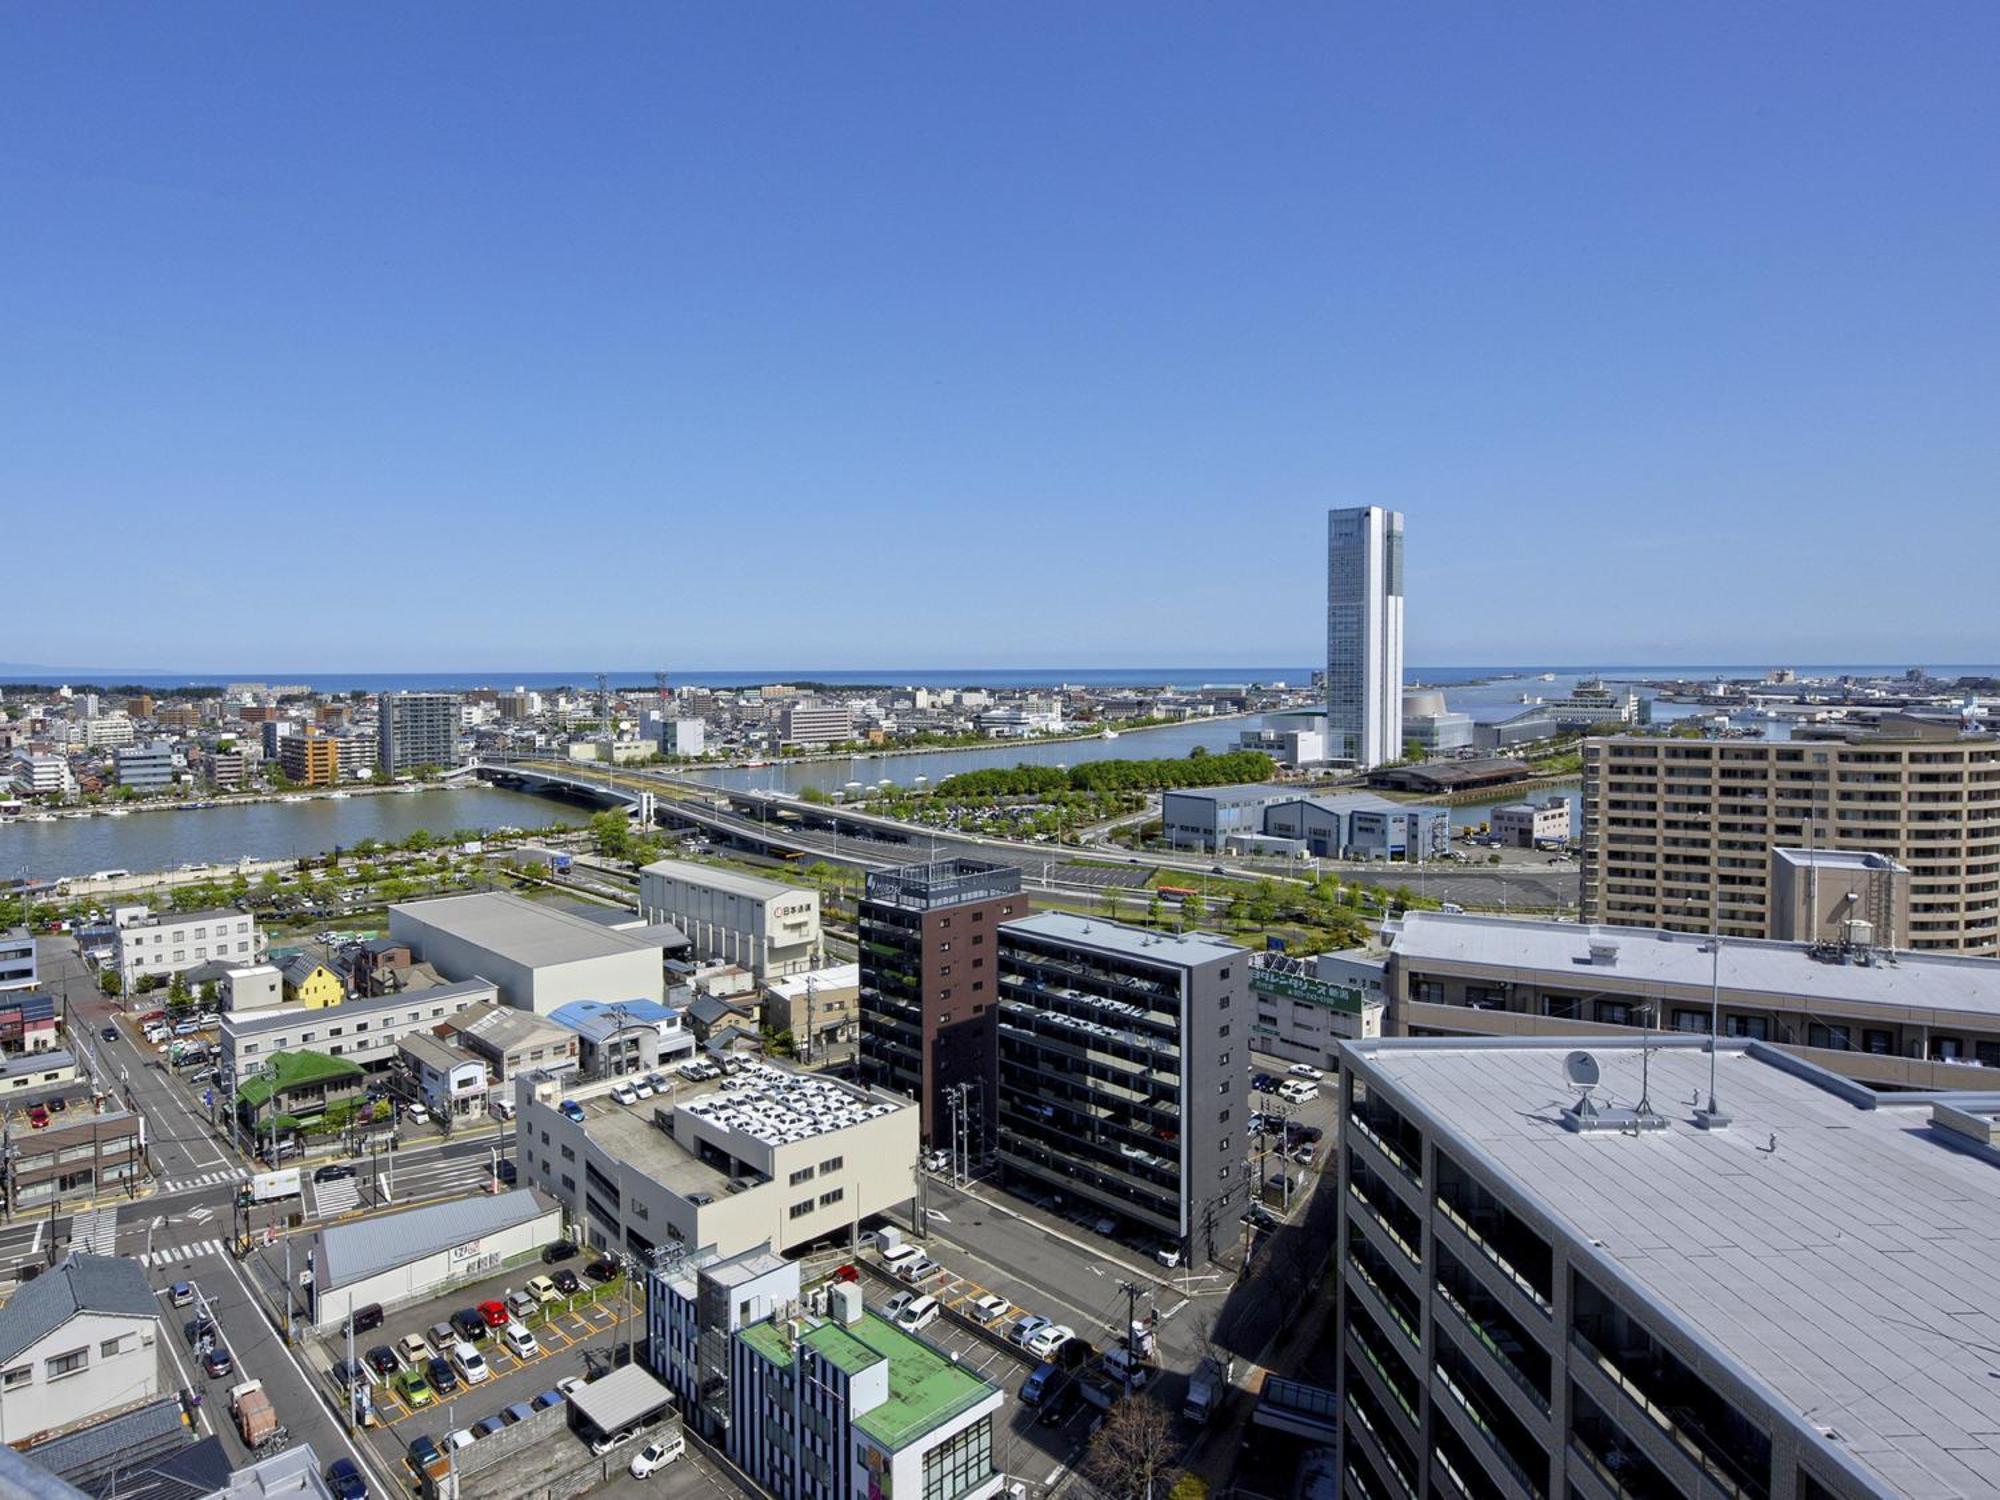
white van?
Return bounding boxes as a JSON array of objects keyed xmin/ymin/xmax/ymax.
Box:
[
  {"xmin": 895, "ymin": 1295, "xmax": 940, "ymax": 1333},
  {"xmin": 879, "ymin": 1244, "xmax": 922, "ymax": 1273}
]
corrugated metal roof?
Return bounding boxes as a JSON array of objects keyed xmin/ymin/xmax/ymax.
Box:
[
  {"xmin": 639, "ymin": 858, "xmax": 811, "ymax": 902},
  {"xmin": 16, "ymin": 1395, "xmax": 188, "ymax": 1481},
  {"xmin": 392, "ymin": 892, "xmax": 663, "ymax": 965},
  {"xmin": 565, "ymin": 1363, "xmax": 676, "ymax": 1434},
  {"xmin": 315, "ymin": 1189, "xmax": 558, "ymax": 1291}
]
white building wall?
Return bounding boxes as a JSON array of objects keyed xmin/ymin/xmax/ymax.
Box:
[
  {"xmin": 0, "ymin": 1309, "xmax": 161, "ymax": 1445},
  {"xmin": 308, "ymin": 1204, "xmax": 561, "ymax": 1330},
  {"xmin": 116, "ymin": 913, "xmax": 259, "ymax": 986}
]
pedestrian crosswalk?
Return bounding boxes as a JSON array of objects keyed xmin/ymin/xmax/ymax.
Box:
[
  {"xmin": 72, "ymin": 1206, "xmax": 119, "ymax": 1256},
  {"xmin": 141, "ymin": 1237, "xmax": 226, "ymax": 1268},
  {"xmin": 311, "ymin": 1177, "xmax": 360, "ymax": 1218},
  {"xmin": 157, "ymin": 1168, "xmax": 251, "ymax": 1195}
]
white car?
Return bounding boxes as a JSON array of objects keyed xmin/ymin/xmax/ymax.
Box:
[
  {"xmin": 450, "ymin": 1341, "xmax": 489, "ymax": 1384},
  {"xmin": 968, "ymin": 1293, "xmax": 1011, "ymax": 1323},
  {"xmin": 1024, "ymin": 1324, "xmax": 1074, "ymax": 1360},
  {"xmin": 557, "ymin": 1375, "xmax": 588, "ymax": 1398},
  {"xmin": 503, "ymin": 1324, "xmax": 541, "ymax": 1360},
  {"xmin": 632, "ymin": 1080, "xmax": 655, "ymax": 1099},
  {"xmin": 445, "ymin": 1428, "xmax": 476, "ymax": 1451},
  {"xmin": 1287, "ymin": 1064, "xmax": 1325, "ymax": 1082},
  {"xmin": 610, "ymin": 1083, "xmax": 639, "ymax": 1106},
  {"xmin": 630, "ymin": 1435, "xmax": 686, "ymax": 1476},
  {"xmin": 883, "ymin": 1290, "xmax": 916, "ymax": 1319},
  {"xmin": 1009, "ymin": 1315, "xmax": 1052, "ymax": 1348}
]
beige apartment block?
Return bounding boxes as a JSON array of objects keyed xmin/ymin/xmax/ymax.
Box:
[{"xmin": 1582, "ymin": 720, "xmax": 2000, "ymax": 953}]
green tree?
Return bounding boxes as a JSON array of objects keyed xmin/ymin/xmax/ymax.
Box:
[
  {"xmin": 589, "ymin": 810, "xmax": 634, "ymax": 861},
  {"xmin": 99, "ymin": 970, "xmax": 123, "ymax": 998},
  {"xmin": 1147, "ymin": 895, "xmax": 1164, "ymax": 928},
  {"xmin": 1181, "ymin": 892, "xmax": 1206, "ymax": 930},
  {"xmin": 1225, "ymin": 892, "xmax": 1250, "ymax": 928}
]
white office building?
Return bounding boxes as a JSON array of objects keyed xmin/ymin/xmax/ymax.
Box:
[
  {"xmin": 115, "ymin": 909, "xmax": 259, "ymax": 988},
  {"xmin": 0, "ymin": 1254, "xmax": 163, "ymax": 1445},
  {"xmin": 1326, "ymin": 504, "xmax": 1405, "ymax": 770},
  {"xmin": 220, "ymin": 977, "xmax": 497, "ymax": 1081},
  {"xmin": 639, "ymin": 860, "xmax": 821, "ymax": 979}
]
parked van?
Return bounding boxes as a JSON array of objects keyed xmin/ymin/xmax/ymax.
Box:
[
  {"xmin": 349, "ymin": 1303, "xmax": 385, "ymax": 1336},
  {"xmin": 895, "ymin": 1295, "xmax": 940, "ymax": 1333},
  {"xmin": 879, "ymin": 1244, "xmax": 922, "ymax": 1273}
]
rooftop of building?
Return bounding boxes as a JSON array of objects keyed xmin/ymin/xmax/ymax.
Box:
[
  {"xmin": 0, "ymin": 1252, "xmax": 158, "ymax": 1363},
  {"xmin": 314, "ymin": 1188, "xmax": 555, "ymax": 1291},
  {"xmin": 1386, "ymin": 909, "xmax": 2000, "ymax": 1020},
  {"xmin": 118, "ymin": 907, "xmax": 251, "ymax": 931},
  {"xmin": 449, "ymin": 1000, "xmax": 575, "ymax": 1051},
  {"xmin": 1770, "ymin": 846, "xmax": 1907, "ymax": 872},
  {"xmin": 738, "ymin": 1308, "xmax": 997, "ymax": 1451},
  {"xmin": 234, "ymin": 1049, "xmax": 364, "ymax": 1105},
  {"xmin": 638, "ymin": 857, "xmax": 811, "ymax": 902},
  {"xmin": 1157, "ymin": 781, "xmax": 1293, "ymax": 805},
  {"xmin": 0, "ymin": 1048, "xmax": 73, "ymax": 1080},
  {"xmin": 547, "ymin": 998, "xmax": 683, "ymax": 1041},
  {"xmin": 1347, "ymin": 1036, "xmax": 2000, "ymax": 1498},
  {"xmin": 1001, "ymin": 910, "xmax": 1245, "ymax": 968},
  {"xmin": 221, "ymin": 978, "xmax": 496, "ymax": 1035},
  {"xmin": 397, "ymin": 1030, "xmax": 478, "ymax": 1073},
  {"xmin": 558, "ymin": 1062, "xmax": 903, "ymax": 1195},
  {"xmin": 1367, "ymin": 756, "xmax": 1532, "ymax": 787},
  {"xmin": 863, "ymin": 858, "xmax": 1022, "ymax": 911},
  {"xmin": 390, "ymin": 891, "xmax": 664, "ymax": 964},
  {"xmin": 764, "ymin": 964, "xmax": 861, "ymax": 1000}
]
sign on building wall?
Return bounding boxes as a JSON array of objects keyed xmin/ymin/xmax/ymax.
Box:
[
  {"xmin": 1249, "ymin": 964, "xmax": 1367, "ymax": 1016},
  {"xmin": 451, "ymin": 1238, "xmax": 483, "ymax": 1263}
]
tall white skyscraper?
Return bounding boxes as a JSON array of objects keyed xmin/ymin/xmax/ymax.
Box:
[{"xmin": 1326, "ymin": 505, "xmax": 1404, "ymax": 769}]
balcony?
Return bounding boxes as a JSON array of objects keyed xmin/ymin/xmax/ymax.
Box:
[{"xmin": 1431, "ymin": 1356, "xmax": 1544, "ymax": 1500}]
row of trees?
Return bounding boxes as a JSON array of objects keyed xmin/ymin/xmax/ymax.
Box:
[{"xmin": 934, "ymin": 748, "xmax": 1276, "ymax": 801}]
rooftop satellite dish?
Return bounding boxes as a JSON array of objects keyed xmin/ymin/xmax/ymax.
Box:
[{"xmin": 1564, "ymin": 1050, "xmax": 1601, "ymax": 1091}]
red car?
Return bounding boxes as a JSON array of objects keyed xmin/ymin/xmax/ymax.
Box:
[
  {"xmin": 478, "ymin": 1299, "xmax": 510, "ymax": 1330},
  {"xmin": 139, "ymin": 1010, "xmax": 167, "ymax": 1024},
  {"xmin": 832, "ymin": 1265, "xmax": 861, "ymax": 1283},
  {"xmin": 27, "ymin": 1106, "xmax": 50, "ymax": 1129}
]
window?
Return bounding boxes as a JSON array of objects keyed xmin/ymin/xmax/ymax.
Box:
[
  {"xmin": 819, "ymin": 1188, "xmax": 844, "ymax": 1207},
  {"xmin": 972, "ymin": 981, "xmax": 984, "ymax": 993},
  {"xmin": 46, "ymin": 1348, "xmax": 88, "ymax": 1380},
  {"xmin": 1218, "ymin": 1023, "xmax": 1230, "ymax": 1038},
  {"xmin": 99, "ymin": 1336, "xmax": 125, "ymax": 1358},
  {"xmin": 1218, "ymin": 1050, "xmax": 1231, "ymax": 1067},
  {"xmin": 1220, "ymin": 967, "xmax": 1231, "ymax": 979},
  {"xmin": 790, "ymin": 1167, "xmax": 815, "ymax": 1186},
  {"xmin": 1, "ymin": 1365, "xmax": 28, "ymax": 1390},
  {"xmin": 1219, "ymin": 994, "xmax": 1230, "ymax": 1010},
  {"xmin": 1220, "ymin": 1136, "xmax": 1232, "ymax": 1153},
  {"xmin": 939, "ymin": 965, "xmax": 951, "ymax": 978},
  {"xmin": 821, "ymin": 1156, "xmax": 844, "ymax": 1173},
  {"xmin": 1727, "ymin": 1015, "xmax": 1769, "ymax": 1041},
  {"xmin": 1219, "ymin": 1108, "xmax": 1230, "ymax": 1124},
  {"xmin": 789, "ymin": 1200, "xmax": 814, "ymax": 1220},
  {"xmin": 972, "ymin": 957, "xmax": 983, "ymax": 969},
  {"xmin": 1217, "ymin": 1079, "xmax": 1230, "ymax": 1096},
  {"xmin": 922, "ymin": 1414, "xmax": 993, "ymax": 1500}
]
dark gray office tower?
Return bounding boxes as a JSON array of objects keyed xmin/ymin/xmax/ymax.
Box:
[
  {"xmin": 995, "ymin": 912, "xmax": 1249, "ymax": 1263},
  {"xmin": 377, "ymin": 691, "xmax": 461, "ymax": 776}
]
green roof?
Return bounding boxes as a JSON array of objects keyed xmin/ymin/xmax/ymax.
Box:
[
  {"xmin": 234, "ymin": 1049, "xmax": 364, "ymax": 1107},
  {"xmin": 737, "ymin": 1312, "xmax": 996, "ymax": 1451}
]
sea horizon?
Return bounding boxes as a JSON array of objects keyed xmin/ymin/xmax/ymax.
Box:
[{"xmin": 3, "ymin": 662, "xmax": 1995, "ymax": 693}]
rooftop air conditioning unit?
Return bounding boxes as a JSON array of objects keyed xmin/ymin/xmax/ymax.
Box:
[{"xmin": 1587, "ymin": 939, "xmax": 1619, "ymax": 967}]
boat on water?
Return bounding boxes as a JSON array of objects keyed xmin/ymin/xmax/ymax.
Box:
[
  {"xmin": 1537, "ymin": 672, "xmax": 1557, "ymax": 682},
  {"xmin": 1100, "ymin": 729, "xmax": 1120, "ymax": 739},
  {"xmin": 327, "ymin": 792, "xmax": 351, "ymax": 800},
  {"xmin": 281, "ymin": 795, "xmax": 308, "ymax": 803},
  {"xmin": 104, "ymin": 808, "xmax": 131, "ymax": 817},
  {"xmin": 31, "ymin": 814, "xmax": 56, "ymax": 823}
]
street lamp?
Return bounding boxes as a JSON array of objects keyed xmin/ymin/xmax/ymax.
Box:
[{"xmin": 1678, "ymin": 902, "xmax": 1731, "ymax": 1131}]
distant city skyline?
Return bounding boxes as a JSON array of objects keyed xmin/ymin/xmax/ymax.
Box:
[{"xmin": 4, "ymin": 6, "xmax": 1995, "ymax": 669}]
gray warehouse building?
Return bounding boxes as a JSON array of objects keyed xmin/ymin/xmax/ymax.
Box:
[{"xmin": 389, "ymin": 892, "xmax": 666, "ymax": 1013}]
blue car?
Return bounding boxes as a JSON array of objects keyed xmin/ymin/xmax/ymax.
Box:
[
  {"xmin": 326, "ymin": 1458, "xmax": 369, "ymax": 1499},
  {"xmin": 559, "ymin": 1100, "xmax": 586, "ymax": 1123},
  {"xmin": 530, "ymin": 1387, "xmax": 566, "ymax": 1412},
  {"xmin": 1020, "ymin": 1362, "xmax": 1058, "ymax": 1407}
]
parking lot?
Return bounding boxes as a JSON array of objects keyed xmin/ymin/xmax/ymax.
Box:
[{"xmin": 305, "ymin": 1253, "xmax": 650, "ymax": 1487}]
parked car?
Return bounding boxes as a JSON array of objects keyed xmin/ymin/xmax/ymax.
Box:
[
  {"xmin": 472, "ymin": 1415, "xmax": 506, "ymax": 1438},
  {"xmin": 610, "ymin": 1083, "xmax": 639, "ymax": 1105},
  {"xmin": 502, "ymin": 1325, "xmax": 541, "ymax": 1360},
  {"xmin": 426, "ymin": 1355, "xmax": 459, "ymax": 1396},
  {"xmin": 591, "ymin": 1427, "xmax": 639, "ymax": 1457},
  {"xmin": 1010, "ymin": 1315, "xmax": 1052, "ymax": 1348},
  {"xmin": 584, "ymin": 1257, "xmax": 620, "ymax": 1283},
  {"xmin": 630, "ymin": 1435, "xmax": 687, "ymax": 1476},
  {"xmin": 169, "ymin": 1282, "xmax": 195, "ymax": 1308},
  {"xmin": 396, "ymin": 1334, "xmax": 431, "ymax": 1368},
  {"xmin": 969, "ymin": 1293, "xmax": 1011, "ymax": 1323},
  {"xmin": 552, "ymin": 1268, "xmax": 582, "ymax": 1296},
  {"xmin": 1288, "ymin": 1063, "xmax": 1325, "ymax": 1082},
  {"xmin": 406, "ymin": 1435, "xmax": 440, "ymax": 1470},
  {"xmin": 427, "ymin": 1320, "xmax": 457, "ymax": 1352},
  {"xmin": 896, "ymin": 1257, "xmax": 939, "ymax": 1284},
  {"xmin": 895, "ymin": 1295, "xmax": 941, "ymax": 1333},
  {"xmin": 525, "ymin": 1275, "xmax": 563, "ymax": 1305},
  {"xmin": 350, "ymin": 1303, "xmax": 385, "ymax": 1335},
  {"xmin": 542, "ymin": 1240, "xmax": 578, "ymax": 1264},
  {"xmin": 530, "ymin": 1387, "xmax": 567, "ymax": 1412},
  {"xmin": 1024, "ymin": 1324, "xmax": 1074, "ymax": 1360},
  {"xmin": 365, "ymin": 1345, "xmax": 399, "ymax": 1378},
  {"xmin": 449, "ymin": 1341, "xmax": 489, "ymax": 1384},
  {"xmin": 500, "ymin": 1401, "xmax": 535, "ymax": 1425},
  {"xmin": 558, "ymin": 1100, "xmax": 586, "ymax": 1123},
  {"xmin": 477, "ymin": 1299, "xmax": 510, "ymax": 1329},
  {"xmin": 203, "ymin": 1344, "xmax": 234, "ymax": 1378},
  {"xmin": 397, "ymin": 1369, "xmax": 435, "ymax": 1408},
  {"xmin": 1020, "ymin": 1362, "xmax": 1059, "ymax": 1406},
  {"xmin": 325, "ymin": 1458, "xmax": 368, "ymax": 1500},
  {"xmin": 26, "ymin": 1106, "xmax": 48, "ymax": 1129},
  {"xmin": 450, "ymin": 1309, "xmax": 489, "ymax": 1343},
  {"xmin": 505, "ymin": 1289, "xmax": 538, "ymax": 1321},
  {"xmin": 1251, "ymin": 1072, "xmax": 1276, "ymax": 1092}
]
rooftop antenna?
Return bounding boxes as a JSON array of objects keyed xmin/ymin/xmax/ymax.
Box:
[{"xmin": 1636, "ymin": 1002, "xmax": 1657, "ymax": 1119}]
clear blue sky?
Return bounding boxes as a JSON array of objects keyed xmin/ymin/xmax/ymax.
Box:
[{"xmin": 3, "ymin": 4, "xmax": 1995, "ymax": 673}]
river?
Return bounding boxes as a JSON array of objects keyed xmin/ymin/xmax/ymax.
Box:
[{"xmin": 0, "ymin": 786, "xmax": 592, "ymax": 881}]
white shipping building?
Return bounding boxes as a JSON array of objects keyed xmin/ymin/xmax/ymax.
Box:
[
  {"xmin": 390, "ymin": 891, "xmax": 666, "ymax": 1013},
  {"xmin": 639, "ymin": 859, "xmax": 820, "ymax": 980}
]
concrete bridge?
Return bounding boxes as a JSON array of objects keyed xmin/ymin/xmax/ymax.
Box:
[{"xmin": 470, "ymin": 756, "xmax": 655, "ymax": 823}]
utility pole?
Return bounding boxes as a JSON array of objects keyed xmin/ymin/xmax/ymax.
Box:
[{"xmin": 1118, "ymin": 1281, "xmax": 1142, "ymax": 1396}]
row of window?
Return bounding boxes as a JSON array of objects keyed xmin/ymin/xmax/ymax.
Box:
[
  {"xmin": 787, "ymin": 1187, "xmax": 844, "ymax": 1219},
  {"xmin": 1, "ymin": 1333, "xmax": 137, "ymax": 1391}
]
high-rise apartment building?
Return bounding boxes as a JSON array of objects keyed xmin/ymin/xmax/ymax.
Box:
[
  {"xmin": 995, "ymin": 913, "xmax": 1249, "ymax": 1263},
  {"xmin": 1336, "ymin": 1033, "xmax": 2000, "ymax": 1500},
  {"xmin": 377, "ymin": 691, "xmax": 461, "ymax": 776},
  {"xmin": 1326, "ymin": 505, "xmax": 1405, "ymax": 770},
  {"xmin": 1582, "ymin": 721, "xmax": 2000, "ymax": 952},
  {"xmin": 857, "ymin": 860, "xmax": 1025, "ymax": 1151},
  {"xmin": 779, "ymin": 701, "xmax": 854, "ymax": 747},
  {"xmin": 112, "ymin": 740, "xmax": 176, "ymax": 791}
]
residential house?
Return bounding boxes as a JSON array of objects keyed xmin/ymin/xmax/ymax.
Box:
[{"xmin": 0, "ymin": 1253, "xmax": 163, "ymax": 1445}]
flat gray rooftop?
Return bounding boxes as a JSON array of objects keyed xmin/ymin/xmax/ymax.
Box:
[
  {"xmin": 1002, "ymin": 910, "xmax": 1243, "ymax": 968},
  {"xmin": 1388, "ymin": 910, "xmax": 2000, "ymax": 1021},
  {"xmin": 392, "ymin": 892, "xmax": 662, "ymax": 965},
  {"xmin": 1356, "ymin": 1038, "xmax": 2000, "ymax": 1498},
  {"xmin": 640, "ymin": 857, "xmax": 809, "ymax": 902}
]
